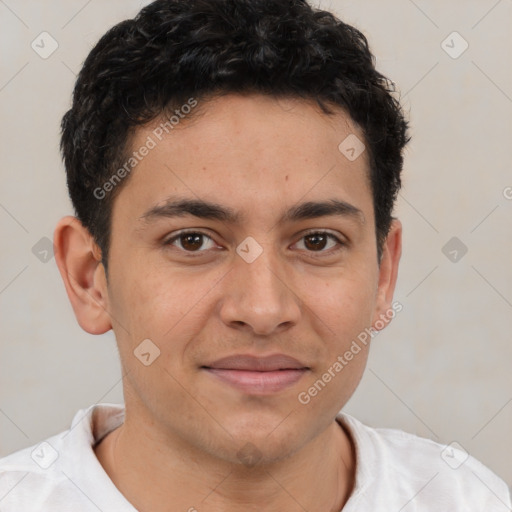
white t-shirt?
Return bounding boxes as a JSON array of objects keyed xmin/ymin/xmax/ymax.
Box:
[{"xmin": 0, "ymin": 403, "xmax": 510, "ymax": 511}]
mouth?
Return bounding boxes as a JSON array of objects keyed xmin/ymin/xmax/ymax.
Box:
[{"xmin": 201, "ymin": 354, "xmax": 310, "ymax": 395}]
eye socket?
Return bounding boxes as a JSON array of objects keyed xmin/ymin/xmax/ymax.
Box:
[
  {"xmin": 163, "ymin": 229, "xmax": 346, "ymax": 255},
  {"xmin": 164, "ymin": 230, "xmax": 218, "ymax": 252},
  {"xmin": 292, "ymin": 230, "xmax": 346, "ymax": 254}
]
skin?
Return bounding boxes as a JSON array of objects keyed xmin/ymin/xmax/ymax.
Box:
[{"xmin": 54, "ymin": 93, "xmax": 401, "ymax": 512}]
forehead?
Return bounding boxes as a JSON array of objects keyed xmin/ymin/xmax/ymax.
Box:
[{"xmin": 113, "ymin": 93, "xmax": 373, "ymax": 227}]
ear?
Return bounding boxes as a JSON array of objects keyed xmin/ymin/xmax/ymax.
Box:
[
  {"xmin": 53, "ymin": 216, "xmax": 112, "ymax": 335},
  {"xmin": 371, "ymin": 218, "xmax": 402, "ymax": 330}
]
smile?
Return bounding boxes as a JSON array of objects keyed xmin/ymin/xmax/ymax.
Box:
[{"xmin": 202, "ymin": 354, "xmax": 310, "ymax": 394}]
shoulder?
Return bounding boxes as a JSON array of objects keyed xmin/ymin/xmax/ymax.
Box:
[
  {"xmin": 0, "ymin": 435, "xmax": 80, "ymax": 511},
  {"xmin": 338, "ymin": 413, "xmax": 512, "ymax": 510},
  {"xmin": 0, "ymin": 403, "xmax": 122, "ymax": 511}
]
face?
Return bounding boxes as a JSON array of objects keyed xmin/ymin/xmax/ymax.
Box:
[{"xmin": 92, "ymin": 94, "xmax": 400, "ymax": 464}]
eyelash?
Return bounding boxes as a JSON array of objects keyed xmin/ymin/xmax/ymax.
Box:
[{"xmin": 163, "ymin": 229, "xmax": 346, "ymax": 257}]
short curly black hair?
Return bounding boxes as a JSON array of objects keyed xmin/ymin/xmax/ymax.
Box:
[{"xmin": 60, "ymin": 0, "xmax": 409, "ymax": 275}]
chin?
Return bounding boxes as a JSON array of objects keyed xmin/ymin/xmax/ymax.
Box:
[
  {"xmin": 213, "ymin": 413, "xmax": 307, "ymax": 466},
  {"xmin": 217, "ymin": 435, "xmax": 302, "ymax": 468}
]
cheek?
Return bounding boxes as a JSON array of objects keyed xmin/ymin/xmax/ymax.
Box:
[
  {"xmin": 107, "ymin": 267, "xmax": 206, "ymax": 411},
  {"xmin": 304, "ymin": 270, "xmax": 377, "ymax": 339},
  {"xmin": 105, "ymin": 260, "xmax": 171, "ymax": 362},
  {"xmin": 108, "ymin": 261, "xmax": 222, "ymax": 365},
  {"xmin": 295, "ymin": 277, "xmax": 374, "ymax": 416}
]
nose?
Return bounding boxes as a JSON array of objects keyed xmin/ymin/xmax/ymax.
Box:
[{"xmin": 218, "ymin": 244, "xmax": 302, "ymax": 336}]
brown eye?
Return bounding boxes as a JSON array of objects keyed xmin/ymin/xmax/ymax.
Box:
[
  {"xmin": 294, "ymin": 231, "xmax": 345, "ymax": 254},
  {"xmin": 303, "ymin": 233, "xmax": 329, "ymax": 251},
  {"xmin": 165, "ymin": 231, "xmax": 216, "ymax": 252},
  {"xmin": 180, "ymin": 233, "xmax": 204, "ymax": 251}
]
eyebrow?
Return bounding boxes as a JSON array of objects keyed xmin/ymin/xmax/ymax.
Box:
[{"xmin": 138, "ymin": 196, "xmax": 365, "ymax": 226}]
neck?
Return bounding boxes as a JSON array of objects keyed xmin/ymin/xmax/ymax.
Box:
[{"xmin": 94, "ymin": 411, "xmax": 356, "ymax": 512}]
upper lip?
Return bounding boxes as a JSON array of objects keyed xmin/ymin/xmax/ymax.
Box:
[{"xmin": 203, "ymin": 354, "xmax": 309, "ymax": 371}]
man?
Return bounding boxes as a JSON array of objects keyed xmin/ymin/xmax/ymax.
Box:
[{"xmin": 0, "ymin": 0, "xmax": 510, "ymax": 510}]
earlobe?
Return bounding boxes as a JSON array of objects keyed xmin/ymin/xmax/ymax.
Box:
[
  {"xmin": 53, "ymin": 216, "xmax": 112, "ymax": 335},
  {"xmin": 372, "ymin": 218, "xmax": 402, "ymax": 329}
]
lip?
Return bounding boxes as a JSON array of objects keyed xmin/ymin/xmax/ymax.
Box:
[
  {"xmin": 202, "ymin": 354, "xmax": 310, "ymax": 395},
  {"xmin": 205, "ymin": 354, "xmax": 308, "ymax": 371}
]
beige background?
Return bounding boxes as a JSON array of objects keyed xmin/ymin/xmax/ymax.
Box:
[{"xmin": 1, "ymin": 0, "xmax": 511, "ymax": 489}]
